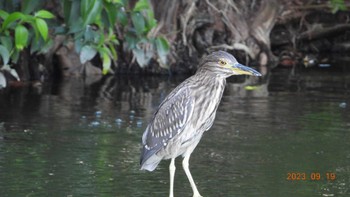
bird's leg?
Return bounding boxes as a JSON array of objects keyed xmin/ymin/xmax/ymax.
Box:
[
  {"xmin": 182, "ymin": 155, "xmax": 203, "ymax": 197},
  {"xmin": 169, "ymin": 158, "xmax": 176, "ymax": 197}
]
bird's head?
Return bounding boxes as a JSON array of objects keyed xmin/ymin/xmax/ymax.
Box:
[{"xmin": 198, "ymin": 51, "xmax": 262, "ymax": 77}]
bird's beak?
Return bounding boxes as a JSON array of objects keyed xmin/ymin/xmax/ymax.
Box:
[{"xmin": 231, "ymin": 63, "xmax": 262, "ymax": 76}]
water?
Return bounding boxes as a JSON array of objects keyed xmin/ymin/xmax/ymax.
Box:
[{"xmin": 0, "ymin": 70, "xmax": 349, "ymax": 197}]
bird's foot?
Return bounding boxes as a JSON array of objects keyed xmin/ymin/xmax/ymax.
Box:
[{"xmin": 193, "ymin": 193, "xmax": 203, "ymax": 197}]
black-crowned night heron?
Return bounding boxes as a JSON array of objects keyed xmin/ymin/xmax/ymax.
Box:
[{"xmin": 140, "ymin": 51, "xmax": 261, "ymax": 197}]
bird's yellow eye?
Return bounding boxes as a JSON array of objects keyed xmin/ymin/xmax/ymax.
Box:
[{"xmin": 218, "ymin": 60, "xmax": 227, "ymax": 66}]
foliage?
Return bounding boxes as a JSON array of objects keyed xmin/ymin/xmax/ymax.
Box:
[
  {"xmin": 121, "ymin": 0, "xmax": 170, "ymax": 68},
  {"xmin": 329, "ymin": 0, "xmax": 347, "ymax": 13},
  {"xmin": 0, "ymin": 0, "xmax": 170, "ymax": 78},
  {"xmin": 61, "ymin": 0, "xmax": 118, "ymax": 74},
  {"xmin": 0, "ymin": 8, "xmax": 54, "ymax": 66},
  {"xmin": 61, "ymin": 0, "xmax": 169, "ymax": 74},
  {"xmin": 0, "ymin": 1, "xmax": 53, "ymax": 86}
]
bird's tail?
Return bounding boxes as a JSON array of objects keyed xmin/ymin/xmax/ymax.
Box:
[{"xmin": 140, "ymin": 153, "xmax": 162, "ymax": 171}]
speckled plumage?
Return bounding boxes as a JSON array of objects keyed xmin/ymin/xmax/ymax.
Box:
[
  {"xmin": 140, "ymin": 72, "xmax": 225, "ymax": 171},
  {"xmin": 140, "ymin": 51, "xmax": 261, "ymax": 197}
]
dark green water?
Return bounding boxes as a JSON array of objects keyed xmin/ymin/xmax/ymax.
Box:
[{"xmin": 0, "ymin": 70, "xmax": 349, "ymax": 197}]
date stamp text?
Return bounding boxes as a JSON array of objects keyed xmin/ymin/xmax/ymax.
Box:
[{"xmin": 286, "ymin": 172, "xmax": 336, "ymax": 181}]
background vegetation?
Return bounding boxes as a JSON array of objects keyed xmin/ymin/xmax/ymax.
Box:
[
  {"xmin": 0, "ymin": 0, "xmax": 348, "ymax": 88},
  {"xmin": 0, "ymin": 0, "xmax": 169, "ymax": 87}
]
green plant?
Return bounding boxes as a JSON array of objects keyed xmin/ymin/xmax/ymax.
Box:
[
  {"xmin": 0, "ymin": 8, "xmax": 53, "ymax": 84},
  {"xmin": 330, "ymin": 0, "xmax": 347, "ymax": 13},
  {"xmin": 62, "ymin": 0, "xmax": 119, "ymax": 74},
  {"xmin": 0, "ymin": 0, "xmax": 170, "ymax": 79},
  {"xmin": 0, "ymin": 9, "xmax": 54, "ymax": 67},
  {"xmin": 120, "ymin": 0, "xmax": 170, "ymax": 68},
  {"xmin": 62, "ymin": 0, "xmax": 170, "ymax": 74}
]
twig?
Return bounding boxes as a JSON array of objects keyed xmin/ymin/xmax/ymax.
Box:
[
  {"xmin": 206, "ymin": 0, "xmax": 242, "ymax": 41},
  {"xmin": 181, "ymin": 0, "xmax": 196, "ymax": 46},
  {"xmin": 205, "ymin": 0, "xmax": 220, "ymax": 12}
]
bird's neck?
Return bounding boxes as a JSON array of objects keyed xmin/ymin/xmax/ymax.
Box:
[
  {"xmin": 190, "ymin": 71, "xmax": 227, "ymax": 105},
  {"xmin": 194, "ymin": 70, "xmax": 227, "ymax": 86}
]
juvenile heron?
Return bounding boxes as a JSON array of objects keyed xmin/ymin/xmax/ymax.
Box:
[{"xmin": 140, "ymin": 51, "xmax": 261, "ymax": 197}]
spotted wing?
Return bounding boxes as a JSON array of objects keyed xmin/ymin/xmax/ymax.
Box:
[{"xmin": 140, "ymin": 87, "xmax": 194, "ymax": 165}]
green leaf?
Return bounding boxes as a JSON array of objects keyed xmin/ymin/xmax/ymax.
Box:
[
  {"xmin": 0, "ymin": 36, "xmax": 13, "ymax": 51},
  {"xmin": 30, "ymin": 34, "xmax": 44, "ymax": 54},
  {"xmin": 107, "ymin": 43, "xmax": 118, "ymax": 59},
  {"xmin": 145, "ymin": 9, "xmax": 157, "ymax": 30},
  {"xmin": 31, "ymin": 23, "xmax": 40, "ymax": 43},
  {"xmin": 11, "ymin": 49, "xmax": 20, "ymax": 63},
  {"xmin": 35, "ymin": 10, "xmax": 55, "ymax": 19},
  {"xmin": 330, "ymin": 0, "xmax": 347, "ymax": 13},
  {"xmin": 125, "ymin": 34, "xmax": 138, "ymax": 49},
  {"xmin": 133, "ymin": 0, "xmax": 150, "ymax": 12},
  {"xmin": 0, "ymin": 72, "xmax": 6, "ymax": 88},
  {"xmin": 83, "ymin": 26, "xmax": 97, "ymax": 42},
  {"xmin": 2, "ymin": 12, "xmax": 25, "ymax": 31},
  {"xmin": 103, "ymin": 2, "xmax": 117, "ymax": 27},
  {"xmin": 80, "ymin": 45, "xmax": 97, "ymax": 64},
  {"xmin": 0, "ymin": 45, "xmax": 10, "ymax": 65},
  {"xmin": 132, "ymin": 45, "xmax": 153, "ymax": 67},
  {"xmin": 244, "ymin": 85, "xmax": 259, "ymax": 91},
  {"xmin": 97, "ymin": 32, "xmax": 105, "ymax": 46},
  {"xmin": 66, "ymin": 0, "xmax": 81, "ymax": 27},
  {"xmin": 131, "ymin": 12, "xmax": 145, "ymax": 35},
  {"xmin": 63, "ymin": 0, "xmax": 72, "ymax": 24},
  {"xmin": 116, "ymin": 7, "xmax": 128, "ymax": 26},
  {"xmin": 68, "ymin": 18, "xmax": 84, "ymax": 34},
  {"xmin": 35, "ymin": 18, "xmax": 49, "ymax": 41},
  {"xmin": 9, "ymin": 68, "xmax": 20, "ymax": 81},
  {"xmin": 80, "ymin": 0, "xmax": 90, "ymax": 20},
  {"xmin": 0, "ymin": 65, "xmax": 19, "ymax": 81},
  {"xmin": 155, "ymin": 36, "xmax": 169, "ymax": 65},
  {"xmin": 107, "ymin": 28, "xmax": 118, "ymax": 43},
  {"xmin": 113, "ymin": 0, "xmax": 125, "ymax": 5},
  {"xmin": 21, "ymin": 0, "xmax": 43, "ymax": 14},
  {"xmin": 74, "ymin": 39, "xmax": 83, "ymax": 53},
  {"xmin": 15, "ymin": 25, "xmax": 29, "ymax": 50},
  {"xmin": 0, "ymin": 10, "xmax": 9, "ymax": 20},
  {"xmin": 100, "ymin": 49, "xmax": 111, "ymax": 75},
  {"xmin": 82, "ymin": 0, "xmax": 103, "ymax": 26}
]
